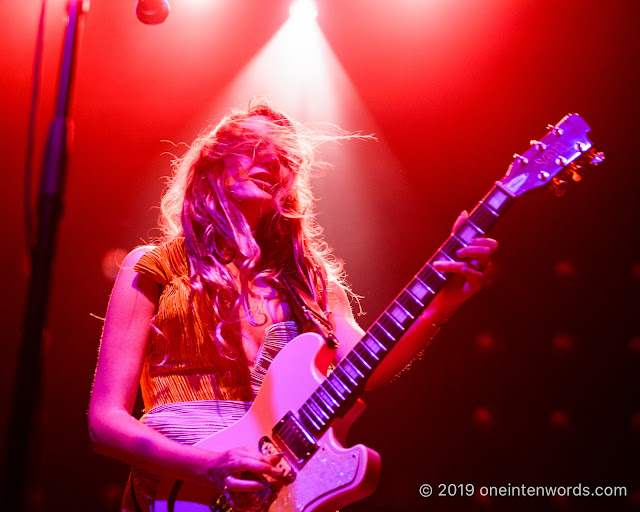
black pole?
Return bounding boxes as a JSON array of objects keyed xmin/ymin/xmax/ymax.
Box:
[{"xmin": 4, "ymin": 1, "xmax": 87, "ymax": 509}]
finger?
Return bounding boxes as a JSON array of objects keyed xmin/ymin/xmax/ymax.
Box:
[
  {"xmin": 458, "ymin": 239, "xmax": 499, "ymax": 256},
  {"xmin": 465, "ymin": 237, "xmax": 499, "ymax": 250},
  {"xmin": 433, "ymin": 260, "xmax": 487, "ymax": 277},
  {"xmin": 457, "ymin": 245, "xmax": 493, "ymax": 256},
  {"xmin": 225, "ymin": 475, "xmax": 269, "ymax": 493},
  {"xmin": 221, "ymin": 465, "xmax": 273, "ymax": 488},
  {"xmin": 236, "ymin": 457, "xmax": 287, "ymax": 481},
  {"xmin": 452, "ymin": 210, "xmax": 469, "ymax": 233},
  {"xmin": 229, "ymin": 447, "xmax": 280, "ymax": 470},
  {"xmin": 456, "ymin": 246, "xmax": 493, "ymax": 263}
]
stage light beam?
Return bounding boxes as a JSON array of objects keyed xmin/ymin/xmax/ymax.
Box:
[{"xmin": 289, "ymin": 0, "xmax": 318, "ymax": 23}]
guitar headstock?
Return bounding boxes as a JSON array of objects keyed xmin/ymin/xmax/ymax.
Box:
[{"xmin": 499, "ymin": 113, "xmax": 605, "ymax": 197}]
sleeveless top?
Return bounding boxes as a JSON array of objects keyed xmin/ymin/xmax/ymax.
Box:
[
  {"xmin": 133, "ymin": 238, "xmax": 300, "ymax": 412},
  {"xmin": 125, "ymin": 239, "xmax": 301, "ymax": 510},
  {"xmin": 123, "ymin": 320, "xmax": 300, "ymax": 511}
]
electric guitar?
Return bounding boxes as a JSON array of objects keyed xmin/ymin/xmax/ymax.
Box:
[{"xmin": 154, "ymin": 114, "xmax": 604, "ymax": 512}]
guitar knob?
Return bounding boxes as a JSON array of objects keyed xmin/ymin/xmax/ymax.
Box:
[
  {"xmin": 552, "ymin": 178, "xmax": 567, "ymax": 196},
  {"xmin": 513, "ymin": 153, "xmax": 529, "ymax": 165},
  {"xmin": 546, "ymin": 124, "xmax": 564, "ymax": 136}
]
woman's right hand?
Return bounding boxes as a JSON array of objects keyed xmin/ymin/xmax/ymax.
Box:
[{"xmin": 207, "ymin": 446, "xmax": 286, "ymax": 511}]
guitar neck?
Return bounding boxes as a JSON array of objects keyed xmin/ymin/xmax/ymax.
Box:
[{"xmin": 296, "ymin": 182, "xmax": 516, "ymax": 437}]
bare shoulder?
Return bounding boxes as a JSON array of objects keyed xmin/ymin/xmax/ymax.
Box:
[
  {"xmin": 327, "ymin": 280, "xmax": 350, "ymax": 308},
  {"xmin": 110, "ymin": 245, "xmax": 160, "ymax": 304},
  {"xmin": 119, "ymin": 244, "xmax": 156, "ymax": 271},
  {"xmin": 327, "ymin": 280, "xmax": 363, "ymax": 318},
  {"xmin": 327, "ymin": 280, "xmax": 364, "ymax": 360}
]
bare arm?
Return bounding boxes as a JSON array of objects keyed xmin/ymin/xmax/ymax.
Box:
[
  {"xmin": 88, "ymin": 247, "xmax": 283, "ymax": 504},
  {"xmin": 331, "ymin": 211, "xmax": 498, "ymax": 390}
]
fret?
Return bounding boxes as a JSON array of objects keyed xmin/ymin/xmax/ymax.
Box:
[
  {"xmin": 486, "ymin": 184, "xmax": 514, "ymax": 213},
  {"xmin": 379, "ymin": 313, "xmax": 405, "ymax": 340},
  {"xmin": 384, "ymin": 307, "xmax": 412, "ymax": 331},
  {"xmin": 362, "ymin": 334, "xmax": 386, "ymax": 358},
  {"xmin": 324, "ymin": 377, "xmax": 345, "ymax": 401},
  {"xmin": 316, "ymin": 386, "xmax": 339, "ymax": 410},
  {"xmin": 481, "ymin": 197, "xmax": 500, "ymax": 215},
  {"xmin": 307, "ymin": 414, "xmax": 323, "ymax": 432},
  {"xmin": 459, "ymin": 219, "xmax": 484, "ymax": 241},
  {"xmin": 330, "ymin": 369, "xmax": 353, "ymax": 393},
  {"xmin": 334, "ymin": 365, "xmax": 358, "ymax": 387},
  {"xmin": 369, "ymin": 323, "xmax": 394, "ymax": 346},
  {"xmin": 433, "ymin": 263, "xmax": 447, "ymax": 279},
  {"xmin": 352, "ymin": 345, "xmax": 374, "ymax": 369},
  {"xmin": 431, "ymin": 250, "xmax": 454, "ymax": 265},
  {"xmin": 301, "ymin": 404, "xmax": 322, "ymax": 431},
  {"xmin": 450, "ymin": 233, "xmax": 469, "ymax": 250},
  {"xmin": 417, "ymin": 265, "xmax": 446, "ymax": 289},
  {"xmin": 407, "ymin": 278, "xmax": 430, "ymax": 304},
  {"xmin": 360, "ymin": 341, "xmax": 381, "ymax": 361},
  {"xmin": 309, "ymin": 396, "xmax": 330, "ymax": 420},
  {"xmin": 397, "ymin": 290, "xmax": 423, "ymax": 317},
  {"xmin": 469, "ymin": 202, "xmax": 500, "ymax": 232},
  {"xmin": 343, "ymin": 354, "xmax": 366, "ymax": 378},
  {"xmin": 311, "ymin": 395, "xmax": 331, "ymax": 419},
  {"xmin": 441, "ymin": 236, "xmax": 466, "ymax": 260},
  {"xmin": 389, "ymin": 301, "xmax": 413, "ymax": 326}
]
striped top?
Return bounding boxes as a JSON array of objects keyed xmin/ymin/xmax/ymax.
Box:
[{"xmin": 133, "ymin": 239, "xmax": 299, "ymax": 411}]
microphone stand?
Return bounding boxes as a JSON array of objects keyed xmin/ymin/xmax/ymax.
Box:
[{"xmin": 3, "ymin": 1, "xmax": 88, "ymax": 509}]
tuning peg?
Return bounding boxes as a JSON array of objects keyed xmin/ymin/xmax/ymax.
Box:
[
  {"xmin": 555, "ymin": 156, "xmax": 568, "ymax": 167},
  {"xmin": 546, "ymin": 124, "xmax": 564, "ymax": 137},
  {"xmin": 551, "ymin": 178, "xmax": 567, "ymax": 196},
  {"xmin": 570, "ymin": 169, "xmax": 583, "ymax": 182},
  {"xmin": 590, "ymin": 151, "xmax": 605, "ymax": 165},
  {"xmin": 530, "ymin": 140, "xmax": 547, "ymax": 151},
  {"xmin": 538, "ymin": 171, "xmax": 550, "ymax": 181},
  {"xmin": 513, "ymin": 153, "xmax": 529, "ymax": 165},
  {"xmin": 575, "ymin": 142, "xmax": 589, "ymax": 152}
]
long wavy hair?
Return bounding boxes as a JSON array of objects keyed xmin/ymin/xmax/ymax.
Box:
[{"xmin": 158, "ymin": 100, "xmax": 360, "ymax": 356}]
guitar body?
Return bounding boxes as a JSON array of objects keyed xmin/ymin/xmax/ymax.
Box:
[{"xmin": 154, "ymin": 333, "xmax": 381, "ymax": 512}]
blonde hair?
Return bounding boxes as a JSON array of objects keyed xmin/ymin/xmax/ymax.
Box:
[{"xmin": 158, "ymin": 100, "xmax": 362, "ymax": 354}]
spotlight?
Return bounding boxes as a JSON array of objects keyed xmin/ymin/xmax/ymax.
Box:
[{"xmin": 289, "ymin": 0, "xmax": 318, "ymax": 22}]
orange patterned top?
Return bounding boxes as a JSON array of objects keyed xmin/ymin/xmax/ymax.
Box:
[{"xmin": 134, "ymin": 238, "xmax": 264, "ymax": 410}]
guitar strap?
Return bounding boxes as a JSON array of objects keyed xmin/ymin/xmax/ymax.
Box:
[{"xmin": 281, "ymin": 276, "xmax": 339, "ymax": 350}]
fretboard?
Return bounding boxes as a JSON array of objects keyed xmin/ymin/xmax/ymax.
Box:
[{"xmin": 297, "ymin": 182, "xmax": 515, "ymax": 437}]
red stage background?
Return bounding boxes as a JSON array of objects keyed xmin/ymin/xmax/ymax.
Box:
[{"xmin": 1, "ymin": 1, "xmax": 638, "ymax": 510}]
